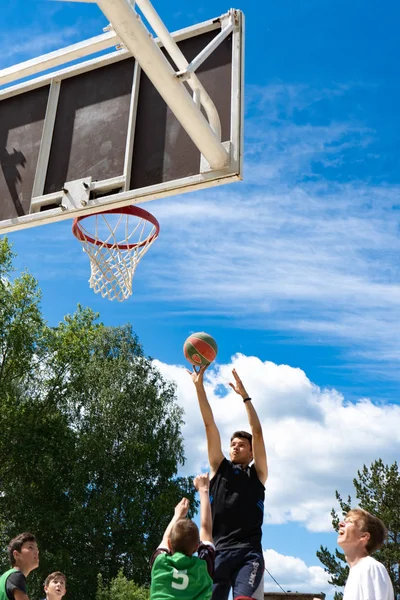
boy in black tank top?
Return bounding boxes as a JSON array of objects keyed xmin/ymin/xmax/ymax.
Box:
[{"xmin": 189, "ymin": 367, "xmax": 268, "ymax": 600}]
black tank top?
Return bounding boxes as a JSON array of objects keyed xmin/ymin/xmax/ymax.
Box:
[{"xmin": 210, "ymin": 458, "xmax": 265, "ymax": 551}]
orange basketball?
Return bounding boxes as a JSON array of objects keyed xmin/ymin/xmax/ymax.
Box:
[{"xmin": 183, "ymin": 332, "xmax": 218, "ymax": 366}]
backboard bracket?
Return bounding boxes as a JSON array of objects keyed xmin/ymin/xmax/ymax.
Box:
[{"xmin": 60, "ymin": 177, "xmax": 93, "ymax": 211}]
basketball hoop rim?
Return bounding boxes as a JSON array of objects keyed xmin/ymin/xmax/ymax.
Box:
[{"xmin": 72, "ymin": 205, "xmax": 160, "ymax": 250}]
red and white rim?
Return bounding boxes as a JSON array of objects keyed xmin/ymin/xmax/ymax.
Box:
[{"xmin": 72, "ymin": 205, "xmax": 160, "ymax": 251}]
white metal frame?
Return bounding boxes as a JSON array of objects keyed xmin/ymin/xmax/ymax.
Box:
[
  {"xmin": 0, "ymin": 31, "xmax": 119, "ymax": 87},
  {"xmin": 0, "ymin": 5, "xmax": 244, "ymax": 234},
  {"xmin": 31, "ymin": 80, "xmax": 61, "ymax": 200},
  {"xmin": 0, "ymin": 17, "xmax": 223, "ymax": 100},
  {"xmin": 123, "ymin": 61, "xmax": 141, "ymax": 192}
]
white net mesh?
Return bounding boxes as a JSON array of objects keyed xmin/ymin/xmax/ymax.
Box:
[{"xmin": 75, "ymin": 210, "xmax": 159, "ymax": 302}]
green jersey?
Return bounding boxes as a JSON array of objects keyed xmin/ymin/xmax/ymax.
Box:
[
  {"xmin": 150, "ymin": 548, "xmax": 213, "ymax": 600},
  {"xmin": 0, "ymin": 569, "xmax": 19, "ymax": 600}
]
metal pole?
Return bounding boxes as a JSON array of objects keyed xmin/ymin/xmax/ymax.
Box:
[
  {"xmin": 96, "ymin": 0, "xmax": 229, "ymax": 170},
  {"xmin": 0, "ymin": 31, "xmax": 118, "ymax": 87},
  {"xmin": 136, "ymin": 0, "xmax": 222, "ymax": 139}
]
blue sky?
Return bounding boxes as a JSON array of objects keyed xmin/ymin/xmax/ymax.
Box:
[{"xmin": 2, "ymin": 0, "xmax": 400, "ymax": 597}]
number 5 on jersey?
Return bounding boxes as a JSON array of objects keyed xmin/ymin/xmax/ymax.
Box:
[{"xmin": 171, "ymin": 568, "xmax": 189, "ymax": 590}]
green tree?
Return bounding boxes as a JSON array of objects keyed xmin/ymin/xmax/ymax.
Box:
[
  {"xmin": 317, "ymin": 459, "xmax": 400, "ymax": 600},
  {"xmin": 96, "ymin": 571, "xmax": 149, "ymax": 600},
  {"xmin": 0, "ymin": 237, "xmax": 76, "ymax": 596},
  {"xmin": 0, "ymin": 239, "xmax": 196, "ymax": 600},
  {"xmin": 0, "ymin": 237, "xmax": 47, "ymax": 397}
]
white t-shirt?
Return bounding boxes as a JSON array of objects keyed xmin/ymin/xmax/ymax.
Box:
[{"xmin": 343, "ymin": 556, "xmax": 394, "ymax": 600}]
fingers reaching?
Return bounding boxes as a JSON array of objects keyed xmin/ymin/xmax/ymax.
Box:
[
  {"xmin": 194, "ymin": 472, "xmax": 210, "ymax": 491},
  {"xmin": 174, "ymin": 497, "xmax": 190, "ymax": 519},
  {"xmin": 229, "ymin": 368, "xmax": 247, "ymax": 396},
  {"xmin": 232, "ymin": 368, "xmax": 241, "ymax": 382},
  {"xmin": 186, "ymin": 364, "xmax": 209, "ymax": 379}
]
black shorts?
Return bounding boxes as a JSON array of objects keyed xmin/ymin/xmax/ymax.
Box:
[{"xmin": 212, "ymin": 547, "xmax": 264, "ymax": 600}]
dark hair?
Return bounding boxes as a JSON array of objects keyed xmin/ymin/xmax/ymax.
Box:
[
  {"xmin": 44, "ymin": 572, "xmax": 67, "ymax": 588},
  {"xmin": 170, "ymin": 519, "xmax": 199, "ymax": 556},
  {"xmin": 8, "ymin": 533, "xmax": 37, "ymax": 566},
  {"xmin": 347, "ymin": 509, "xmax": 388, "ymax": 554},
  {"xmin": 230, "ymin": 430, "xmax": 252, "ymax": 449}
]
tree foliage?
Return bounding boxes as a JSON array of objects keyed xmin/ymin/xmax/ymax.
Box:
[
  {"xmin": 96, "ymin": 571, "xmax": 149, "ymax": 600},
  {"xmin": 0, "ymin": 238, "xmax": 196, "ymax": 600},
  {"xmin": 317, "ymin": 459, "xmax": 400, "ymax": 600}
]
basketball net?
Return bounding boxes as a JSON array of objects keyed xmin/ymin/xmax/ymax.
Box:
[{"xmin": 72, "ymin": 206, "xmax": 160, "ymax": 302}]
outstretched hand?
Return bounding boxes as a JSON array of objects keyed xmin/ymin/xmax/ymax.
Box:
[
  {"xmin": 174, "ymin": 497, "xmax": 189, "ymax": 520},
  {"xmin": 193, "ymin": 472, "xmax": 210, "ymax": 492},
  {"xmin": 228, "ymin": 368, "xmax": 249, "ymax": 399},
  {"xmin": 186, "ymin": 364, "xmax": 208, "ymax": 386}
]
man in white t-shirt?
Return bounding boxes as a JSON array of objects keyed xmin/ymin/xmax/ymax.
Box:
[{"xmin": 338, "ymin": 508, "xmax": 394, "ymax": 600}]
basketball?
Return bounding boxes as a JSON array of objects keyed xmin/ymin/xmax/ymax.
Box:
[{"xmin": 183, "ymin": 332, "xmax": 218, "ymax": 366}]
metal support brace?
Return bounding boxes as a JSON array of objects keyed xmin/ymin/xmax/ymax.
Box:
[
  {"xmin": 123, "ymin": 61, "xmax": 141, "ymax": 191},
  {"xmin": 135, "ymin": 0, "xmax": 223, "ymax": 140},
  {"xmin": 31, "ymin": 80, "xmax": 61, "ymax": 203},
  {"xmin": 178, "ymin": 14, "xmax": 234, "ymax": 76}
]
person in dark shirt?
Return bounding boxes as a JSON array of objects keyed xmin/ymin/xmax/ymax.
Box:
[
  {"xmin": 0, "ymin": 532, "xmax": 39, "ymax": 600},
  {"xmin": 189, "ymin": 366, "xmax": 268, "ymax": 600}
]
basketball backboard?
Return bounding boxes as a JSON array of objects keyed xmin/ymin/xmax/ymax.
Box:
[{"xmin": 0, "ymin": 4, "xmax": 244, "ymax": 234}]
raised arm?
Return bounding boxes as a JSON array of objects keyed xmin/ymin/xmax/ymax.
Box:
[
  {"xmin": 189, "ymin": 366, "xmax": 224, "ymax": 478},
  {"xmin": 159, "ymin": 497, "xmax": 189, "ymax": 548},
  {"xmin": 194, "ymin": 473, "xmax": 213, "ymax": 543},
  {"xmin": 229, "ymin": 368, "xmax": 268, "ymax": 484}
]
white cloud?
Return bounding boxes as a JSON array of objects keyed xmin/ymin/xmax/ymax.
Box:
[
  {"xmin": 263, "ymin": 548, "xmax": 332, "ymax": 595},
  {"xmin": 154, "ymin": 354, "xmax": 400, "ymax": 532}
]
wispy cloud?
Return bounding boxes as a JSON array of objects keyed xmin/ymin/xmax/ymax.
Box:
[
  {"xmin": 245, "ymin": 82, "xmax": 375, "ymax": 122},
  {"xmin": 147, "ymin": 178, "xmax": 400, "ymax": 372},
  {"xmin": 244, "ymin": 83, "xmax": 376, "ymax": 185}
]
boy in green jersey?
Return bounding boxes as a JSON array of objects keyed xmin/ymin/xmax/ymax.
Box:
[
  {"xmin": 0, "ymin": 533, "xmax": 39, "ymax": 600},
  {"xmin": 150, "ymin": 473, "xmax": 215, "ymax": 600}
]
